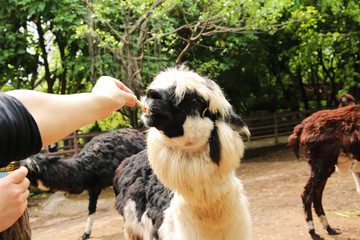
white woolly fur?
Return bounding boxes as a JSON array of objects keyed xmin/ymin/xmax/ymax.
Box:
[{"xmin": 146, "ymin": 116, "xmax": 251, "ymax": 240}]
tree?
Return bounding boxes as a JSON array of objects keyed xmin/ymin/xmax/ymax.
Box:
[
  {"xmin": 3, "ymin": 0, "xmax": 359, "ymax": 122},
  {"xmin": 0, "ymin": 1, "xmax": 39, "ymax": 90},
  {"xmin": 286, "ymin": 0, "xmax": 360, "ymax": 109},
  {"xmin": 77, "ymin": 0, "xmax": 308, "ymax": 124},
  {"xmin": 0, "ymin": 0, "xmax": 90, "ymax": 94}
]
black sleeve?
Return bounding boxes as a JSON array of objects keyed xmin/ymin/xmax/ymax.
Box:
[{"xmin": 0, "ymin": 92, "xmax": 42, "ymax": 167}]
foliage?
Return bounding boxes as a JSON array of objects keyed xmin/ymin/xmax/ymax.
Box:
[
  {"xmin": 0, "ymin": 0, "xmax": 90, "ymax": 94},
  {"xmin": 284, "ymin": 0, "xmax": 360, "ymax": 109},
  {"xmin": 1, "ymin": 0, "xmax": 360, "ymax": 128},
  {"xmin": 78, "ymin": 111, "xmax": 132, "ymax": 134}
]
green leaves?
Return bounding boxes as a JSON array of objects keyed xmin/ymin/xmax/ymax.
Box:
[{"xmin": 1, "ymin": 0, "xmax": 360, "ymax": 121}]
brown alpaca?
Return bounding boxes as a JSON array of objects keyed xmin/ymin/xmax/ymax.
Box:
[{"xmin": 288, "ymin": 105, "xmax": 360, "ymax": 240}]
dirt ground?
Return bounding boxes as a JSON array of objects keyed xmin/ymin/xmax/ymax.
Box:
[{"xmin": 28, "ymin": 143, "xmax": 360, "ymax": 240}]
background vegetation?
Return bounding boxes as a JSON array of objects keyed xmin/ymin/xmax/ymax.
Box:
[{"xmin": 1, "ymin": 0, "xmax": 359, "ymax": 131}]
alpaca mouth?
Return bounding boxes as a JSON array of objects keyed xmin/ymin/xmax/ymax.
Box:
[{"xmin": 136, "ymin": 99, "xmax": 153, "ymax": 114}]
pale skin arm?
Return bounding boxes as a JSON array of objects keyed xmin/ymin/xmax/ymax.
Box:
[
  {"xmin": 0, "ymin": 76, "xmax": 136, "ymax": 232},
  {"xmin": 6, "ymin": 76, "xmax": 137, "ymax": 147}
]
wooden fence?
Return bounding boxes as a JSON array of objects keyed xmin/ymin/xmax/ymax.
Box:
[
  {"xmin": 41, "ymin": 132, "xmax": 104, "ymax": 156},
  {"xmin": 42, "ymin": 109, "xmax": 318, "ymax": 156},
  {"xmin": 243, "ymin": 109, "xmax": 316, "ymax": 143}
]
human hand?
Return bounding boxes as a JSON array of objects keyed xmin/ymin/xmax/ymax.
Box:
[
  {"xmin": 92, "ymin": 76, "xmax": 136, "ymax": 107},
  {"xmin": 91, "ymin": 76, "xmax": 137, "ymax": 119},
  {"xmin": 0, "ymin": 167, "xmax": 30, "ymax": 232}
]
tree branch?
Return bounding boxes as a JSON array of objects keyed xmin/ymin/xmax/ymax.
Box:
[
  {"xmin": 128, "ymin": 0, "xmax": 165, "ymax": 36},
  {"xmin": 81, "ymin": 0, "xmax": 128, "ymax": 44}
]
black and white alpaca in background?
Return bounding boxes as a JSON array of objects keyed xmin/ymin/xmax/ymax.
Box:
[
  {"xmin": 22, "ymin": 128, "xmax": 145, "ymax": 240},
  {"xmin": 113, "ymin": 66, "xmax": 251, "ymax": 240}
]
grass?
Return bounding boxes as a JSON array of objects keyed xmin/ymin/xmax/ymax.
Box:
[{"xmin": 326, "ymin": 210, "xmax": 360, "ymax": 218}]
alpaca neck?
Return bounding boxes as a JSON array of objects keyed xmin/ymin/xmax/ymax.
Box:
[
  {"xmin": 147, "ymin": 118, "xmax": 245, "ymax": 205},
  {"xmin": 177, "ymin": 173, "xmax": 237, "ymax": 206},
  {"xmin": 171, "ymin": 177, "xmax": 242, "ymax": 233},
  {"xmin": 147, "ymin": 130, "xmax": 239, "ymax": 204}
]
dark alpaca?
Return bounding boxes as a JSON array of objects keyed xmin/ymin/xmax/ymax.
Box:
[
  {"xmin": 113, "ymin": 150, "xmax": 173, "ymax": 239},
  {"xmin": 288, "ymin": 105, "xmax": 360, "ymax": 240},
  {"xmin": 113, "ymin": 66, "xmax": 251, "ymax": 240},
  {"xmin": 22, "ymin": 128, "xmax": 146, "ymax": 240}
]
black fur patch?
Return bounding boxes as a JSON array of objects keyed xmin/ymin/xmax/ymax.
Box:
[
  {"xmin": 226, "ymin": 112, "xmax": 247, "ymax": 128},
  {"xmin": 202, "ymin": 106, "xmax": 221, "ymax": 122},
  {"xmin": 209, "ymin": 125, "xmax": 221, "ymax": 165},
  {"xmin": 143, "ymin": 88, "xmax": 208, "ymax": 138},
  {"xmin": 226, "ymin": 112, "xmax": 250, "ymax": 142}
]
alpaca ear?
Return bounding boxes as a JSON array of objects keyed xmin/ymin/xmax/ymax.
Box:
[{"xmin": 227, "ymin": 112, "xmax": 251, "ymax": 142}]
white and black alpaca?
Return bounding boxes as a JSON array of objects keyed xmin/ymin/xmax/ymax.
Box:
[
  {"xmin": 113, "ymin": 66, "xmax": 251, "ymax": 240},
  {"xmin": 288, "ymin": 105, "xmax": 360, "ymax": 240},
  {"xmin": 22, "ymin": 128, "xmax": 145, "ymax": 240}
]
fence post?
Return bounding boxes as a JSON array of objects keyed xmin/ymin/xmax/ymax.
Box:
[
  {"xmin": 73, "ymin": 132, "xmax": 79, "ymax": 154},
  {"xmin": 274, "ymin": 113, "xmax": 278, "ymax": 143}
]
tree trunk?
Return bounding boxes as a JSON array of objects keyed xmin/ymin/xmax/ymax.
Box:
[
  {"xmin": 55, "ymin": 33, "xmax": 67, "ymax": 94},
  {"xmin": 36, "ymin": 17, "xmax": 53, "ymax": 93},
  {"xmin": 86, "ymin": 1, "xmax": 96, "ymax": 84},
  {"xmin": 296, "ymin": 66, "xmax": 309, "ymax": 110}
]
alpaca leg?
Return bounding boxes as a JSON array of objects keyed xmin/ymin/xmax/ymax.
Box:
[
  {"xmin": 352, "ymin": 172, "xmax": 360, "ymax": 193},
  {"xmin": 312, "ymin": 175, "xmax": 341, "ymax": 236},
  {"xmin": 79, "ymin": 189, "xmax": 101, "ymax": 240},
  {"xmin": 302, "ymin": 167, "xmax": 337, "ymax": 240},
  {"xmin": 302, "ymin": 179, "xmax": 322, "ymax": 240},
  {"xmin": 350, "ymin": 160, "xmax": 360, "ymax": 192},
  {"xmin": 302, "ymin": 144, "xmax": 340, "ymax": 240}
]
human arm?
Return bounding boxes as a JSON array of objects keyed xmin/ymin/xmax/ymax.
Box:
[
  {"xmin": 0, "ymin": 93, "xmax": 42, "ymax": 166},
  {"xmin": 6, "ymin": 76, "xmax": 136, "ymax": 147},
  {"xmin": 0, "ymin": 167, "xmax": 30, "ymax": 232}
]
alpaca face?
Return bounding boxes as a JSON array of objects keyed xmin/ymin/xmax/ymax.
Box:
[
  {"xmin": 141, "ymin": 67, "xmax": 248, "ymax": 137},
  {"xmin": 21, "ymin": 154, "xmax": 61, "ymax": 191},
  {"xmin": 338, "ymin": 93, "xmax": 355, "ymax": 107},
  {"xmin": 141, "ymin": 66, "xmax": 250, "ymax": 165},
  {"xmin": 22, "ymin": 154, "xmax": 61, "ymax": 188},
  {"xmin": 141, "ymin": 87, "xmax": 208, "ymax": 138}
]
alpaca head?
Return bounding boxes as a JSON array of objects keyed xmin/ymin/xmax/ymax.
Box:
[
  {"xmin": 22, "ymin": 154, "xmax": 62, "ymax": 191},
  {"xmin": 338, "ymin": 93, "xmax": 355, "ymax": 107},
  {"xmin": 141, "ymin": 66, "xmax": 250, "ymax": 196},
  {"xmin": 22, "ymin": 154, "xmax": 76, "ymax": 192},
  {"xmin": 141, "ymin": 66, "xmax": 249, "ymax": 143}
]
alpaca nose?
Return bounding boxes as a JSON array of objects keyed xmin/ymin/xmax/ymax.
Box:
[{"xmin": 147, "ymin": 89, "xmax": 163, "ymax": 100}]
